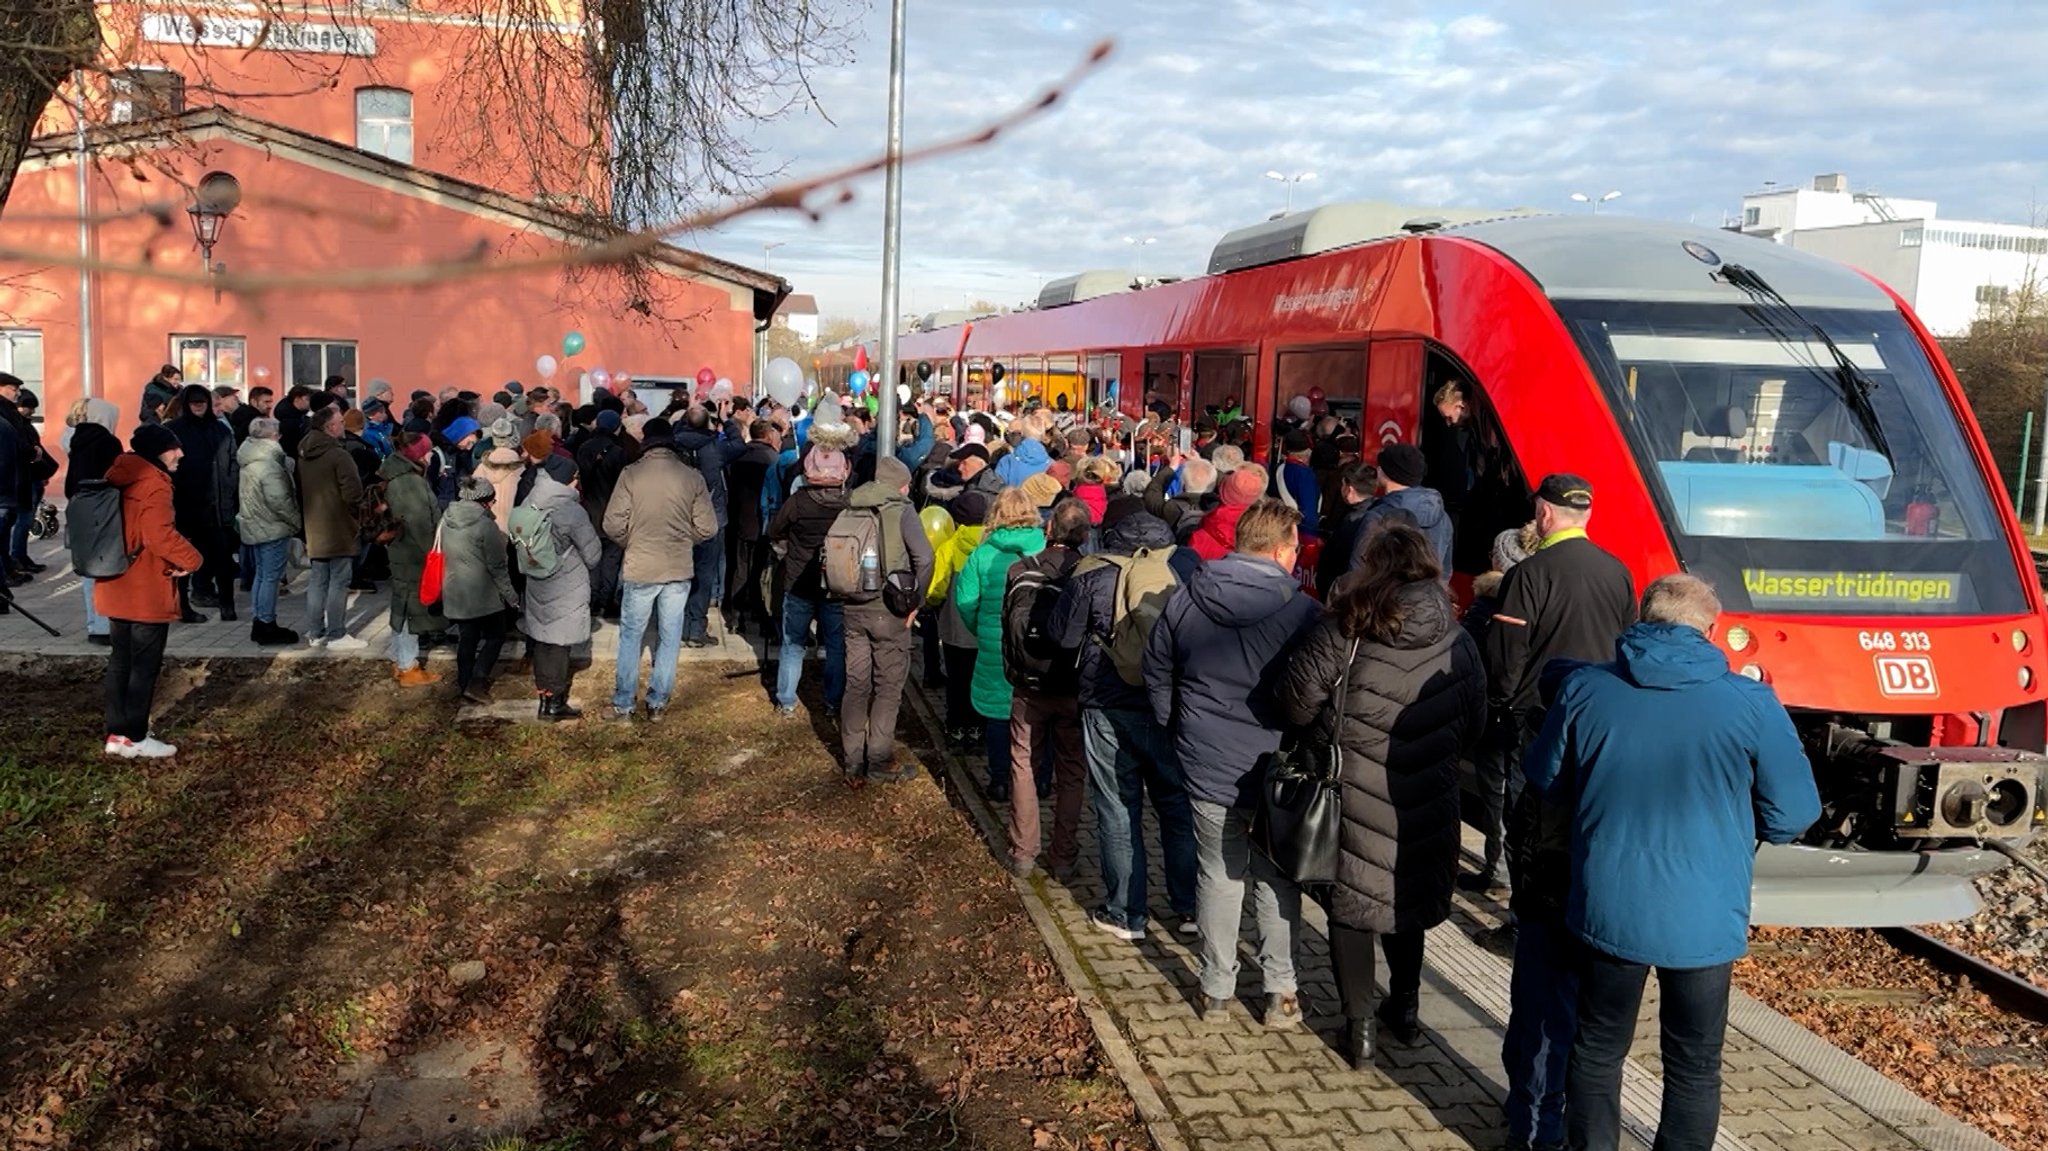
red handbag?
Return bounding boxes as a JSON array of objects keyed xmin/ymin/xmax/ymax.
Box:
[{"xmin": 418, "ymin": 521, "xmax": 445, "ymax": 607}]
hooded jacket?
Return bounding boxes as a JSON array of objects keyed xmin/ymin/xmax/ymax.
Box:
[
  {"xmin": 927, "ymin": 522, "xmax": 985, "ymax": 648},
  {"xmin": 1049, "ymin": 510, "xmax": 1198, "ymax": 713},
  {"xmin": 298, "ymin": 428, "xmax": 366, "ymax": 559},
  {"xmin": 954, "ymin": 523, "xmax": 1045, "ymax": 720},
  {"xmin": 235, "ymin": 435, "xmax": 301, "ymax": 545},
  {"xmin": 63, "ymin": 401, "xmax": 123, "ymax": 500},
  {"xmin": 1354, "ymin": 485, "xmax": 1452, "ymax": 577},
  {"xmin": 1142, "ymin": 552, "xmax": 1320, "ymax": 807},
  {"xmin": 518, "ymin": 472, "xmax": 602, "ymax": 646},
  {"xmin": 993, "ymin": 437, "xmax": 1051, "ymax": 488},
  {"xmin": 439, "ymin": 497, "xmax": 519, "ymax": 621},
  {"xmin": 1278, "ymin": 585, "xmax": 1488, "ymax": 934},
  {"xmin": 1525, "ymin": 622, "xmax": 1821, "ymax": 968},
  {"xmin": 379, "ymin": 452, "xmax": 446, "ymax": 636},
  {"xmin": 167, "ymin": 397, "xmax": 238, "ymax": 535},
  {"xmin": 93, "ymin": 453, "xmax": 203, "ymax": 623},
  {"xmin": 603, "ymin": 442, "xmax": 719, "ymax": 585},
  {"xmin": 766, "ymin": 483, "xmax": 849, "ymax": 601},
  {"xmin": 1188, "ymin": 500, "xmax": 1249, "ymax": 562}
]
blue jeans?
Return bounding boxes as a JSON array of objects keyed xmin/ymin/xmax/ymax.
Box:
[
  {"xmin": 304, "ymin": 557, "xmax": 352, "ymax": 640},
  {"xmin": 983, "ymin": 716, "xmax": 1013, "ymax": 792},
  {"xmin": 614, "ymin": 579, "xmax": 689, "ymax": 710},
  {"xmin": 684, "ymin": 531, "xmax": 724, "ymax": 639},
  {"xmin": 81, "ymin": 576, "xmax": 108, "ymax": 637},
  {"xmin": 776, "ymin": 593, "xmax": 844, "ymax": 709},
  {"xmin": 250, "ymin": 539, "xmax": 288, "ymax": 623},
  {"xmin": 1083, "ymin": 707, "xmax": 1196, "ymax": 931},
  {"xmin": 1503, "ymin": 914, "xmax": 1578, "ymax": 1149},
  {"xmin": 1567, "ymin": 945, "xmax": 1733, "ymax": 1151},
  {"xmin": 6, "ymin": 497, "xmax": 30, "ymax": 562}
]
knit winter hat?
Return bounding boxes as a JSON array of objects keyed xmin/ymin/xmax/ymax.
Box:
[
  {"xmin": 541, "ymin": 455, "xmax": 577, "ymax": 485},
  {"xmin": 1020, "ymin": 472, "xmax": 1063, "ymax": 509},
  {"xmin": 522, "ymin": 430, "xmax": 554, "ymax": 460},
  {"xmin": 342, "ymin": 409, "xmax": 366, "ymax": 433},
  {"xmin": 874, "ymin": 456, "xmax": 912, "ymax": 492},
  {"xmin": 457, "ymin": 476, "xmax": 496, "ymax": 503},
  {"xmin": 488, "ymin": 416, "xmax": 518, "ymax": 445},
  {"xmin": 443, "ymin": 416, "xmax": 481, "ymax": 444},
  {"xmin": 596, "ymin": 410, "xmax": 622, "ymax": 432},
  {"xmin": 949, "ymin": 490, "xmax": 989, "ymax": 525},
  {"xmin": 1492, "ymin": 527, "xmax": 1532, "ymax": 573},
  {"xmin": 1378, "ymin": 444, "xmax": 1426, "ymax": 487},
  {"xmin": 1219, "ymin": 465, "xmax": 1266, "ymax": 507},
  {"xmin": 131, "ymin": 423, "xmax": 179, "ymax": 461}
]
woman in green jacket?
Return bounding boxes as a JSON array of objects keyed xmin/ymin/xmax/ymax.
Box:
[
  {"xmin": 381, "ymin": 431, "xmax": 449, "ymax": 686},
  {"xmin": 953, "ymin": 486, "xmax": 1045, "ymax": 802}
]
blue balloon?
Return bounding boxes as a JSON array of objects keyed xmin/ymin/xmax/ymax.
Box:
[
  {"xmin": 1106, "ymin": 378, "xmax": 1119, "ymax": 399},
  {"xmin": 848, "ymin": 369, "xmax": 871, "ymax": 395}
]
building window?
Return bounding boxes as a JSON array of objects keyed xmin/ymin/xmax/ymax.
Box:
[
  {"xmin": 111, "ymin": 68, "xmax": 185, "ymax": 124},
  {"xmin": 1743, "ymin": 207, "xmax": 1761, "ymax": 227},
  {"xmin": 173, "ymin": 335, "xmax": 245, "ymax": 388},
  {"xmin": 0, "ymin": 330, "xmax": 43, "ymax": 390},
  {"xmin": 1900, "ymin": 226, "xmax": 1923, "ymax": 248},
  {"xmin": 1976, "ymin": 285, "xmax": 2012, "ymax": 307},
  {"xmin": 286, "ymin": 339, "xmax": 358, "ymax": 390},
  {"xmin": 355, "ymin": 87, "xmax": 412, "ymax": 163}
]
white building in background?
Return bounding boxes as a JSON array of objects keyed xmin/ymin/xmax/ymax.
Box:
[{"xmin": 1735, "ymin": 173, "xmax": 2048, "ymax": 335}]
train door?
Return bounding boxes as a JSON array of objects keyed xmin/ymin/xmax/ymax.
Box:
[
  {"xmin": 1418, "ymin": 344, "xmax": 1527, "ymax": 580},
  {"xmin": 1274, "ymin": 343, "xmax": 1369, "ymax": 434}
]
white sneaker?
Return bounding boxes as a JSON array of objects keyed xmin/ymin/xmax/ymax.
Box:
[
  {"xmin": 326, "ymin": 635, "xmax": 368, "ymax": 652},
  {"xmin": 104, "ymin": 735, "xmax": 135, "ymax": 758},
  {"xmin": 129, "ymin": 736, "xmax": 177, "ymax": 759},
  {"xmin": 306, "ymin": 635, "xmax": 328, "ymax": 648}
]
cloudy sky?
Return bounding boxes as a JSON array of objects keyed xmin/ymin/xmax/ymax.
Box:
[{"xmin": 691, "ymin": 0, "xmax": 2048, "ymax": 325}]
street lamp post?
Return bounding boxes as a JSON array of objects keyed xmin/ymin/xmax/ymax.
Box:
[
  {"xmin": 762, "ymin": 240, "xmax": 785, "ymax": 270},
  {"xmin": 1265, "ymin": 170, "xmax": 1316, "ymax": 214},
  {"xmin": 875, "ymin": 0, "xmax": 907, "ymax": 458},
  {"xmin": 1123, "ymin": 235, "xmax": 1156, "ymax": 248},
  {"xmin": 1570, "ymin": 190, "xmax": 1622, "ymax": 214},
  {"xmin": 186, "ymin": 170, "xmax": 240, "ymax": 302}
]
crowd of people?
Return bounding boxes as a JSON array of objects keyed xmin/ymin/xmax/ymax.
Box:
[{"xmin": 5, "ymin": 364, "xmax": 1825, "ymax": 1151}]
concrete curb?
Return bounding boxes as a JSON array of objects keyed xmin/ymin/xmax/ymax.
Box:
[{"xmin": 902, "ymin": 685, "xmax": 1192, "ymax": 1151}]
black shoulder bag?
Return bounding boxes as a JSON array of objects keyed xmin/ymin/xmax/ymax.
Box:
[{"xmin": 1253, "ymin": 637, "xmax": 1359, "ymax": 886}]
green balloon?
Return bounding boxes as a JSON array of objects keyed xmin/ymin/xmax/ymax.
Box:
[{"xmin": 562, "ymin": 331, "xmax": 586, "ymax": 358}]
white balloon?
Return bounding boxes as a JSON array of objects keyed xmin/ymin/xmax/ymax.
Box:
[
  {"xmin": 897, "ymin": 383, "xmax": 912, "ymax": 404},
  {"xmin": 1288, "ymin": 395, "xmax": 1312, "ymax": 420},
  {"xmin": 535, "ymin": 354, "xmax": 558, "ymax": 380},
  {"xmin": 764, "ymin": 357, "xmax": 805, "ymax": 406},
  {"xmin": 712, "ymin": 377, "xmax": 734, "ymax": 401}
]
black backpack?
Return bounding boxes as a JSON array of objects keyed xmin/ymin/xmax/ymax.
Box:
[
  {"xmin": 67, "ymin": 479, "xmax": 134, "ymax": 579},
  {"xmin": 1001, "ymin": 550, "xmax": 1080, "ymax": 695}
]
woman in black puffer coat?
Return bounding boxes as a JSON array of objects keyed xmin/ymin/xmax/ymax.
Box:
[{"xmin": 1277, "ymin": 522, "xmax": 1487, "ymax": 1067}]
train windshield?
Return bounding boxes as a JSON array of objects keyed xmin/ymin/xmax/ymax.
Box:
[{"xmin": 1562, "ymin": 300, "xmax": 2029, "ymax": 617}]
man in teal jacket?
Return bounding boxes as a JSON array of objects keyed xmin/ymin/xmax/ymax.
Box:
[{"xmin": 1525, "ymin": 573, "xmax": 1819, "ymax": 1151}]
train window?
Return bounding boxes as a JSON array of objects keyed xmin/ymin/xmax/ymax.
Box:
[
  {"xmin": 1193, "ymin": 351, "xmax": 1256, "ymax": 422},
  {"xmin": 1562, "ymin": 299, "xmax": 2027, "ymax": 616},
  {"xmin": 1009, "ymin": 355, "xmax": 1045, "ymax": 408},
  {"xmin": 1086, "ymin": 352, "xmax": 1119, "ymax": 411},
  {"xmin": 1144, "ymin": 352, "xmax": 1183, "ymax": 415},
  {"xmin": 1043, "ymin": 353, "xmax": 1083, "ymax": 415},
  {"xmin": 1275, "ymin": 347, "xmax": 1365, "ymax": 427}
]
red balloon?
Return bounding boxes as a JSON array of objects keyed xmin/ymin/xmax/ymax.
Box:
[
  {"xmin": 696, "ymin": 367, "xmax": 716, "ymax": 388},
  {"xmin": 1307, "ymin": 386, "xmax": 1325, "ymax": 402},
  {"xmin": 854, "ymin": 345, "xmax": 870, "ymax": 372}
]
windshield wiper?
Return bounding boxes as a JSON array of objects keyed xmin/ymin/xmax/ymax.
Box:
[{"xmin": 1715, "ymin": 263, "xmax": 1894, "ymax": 463}]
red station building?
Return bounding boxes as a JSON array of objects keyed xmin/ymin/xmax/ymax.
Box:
[{"xmin": 0, "ymin": 0, "xmax": 786, "ymax": 431}]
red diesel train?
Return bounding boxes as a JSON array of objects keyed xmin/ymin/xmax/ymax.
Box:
[{"xmin": 892, "ymin": 212, "xmax": 2047, "ymax": 927}]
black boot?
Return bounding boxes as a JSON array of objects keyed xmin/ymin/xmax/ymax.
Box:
[
  {"xmin": 1343, "ymin": 1016, "xmax": 1375, "ymax": 1069},
  {"xmin": 218, "ymin": 592, "xmax": 237, "ymax": 622},
  {"xmin": 538, "ymin": 692, "xmax": 582, "ymax": 722},
  {"xmin": 1375, "ymin": 992, "xmax": 1422, "ymax": 1045}
]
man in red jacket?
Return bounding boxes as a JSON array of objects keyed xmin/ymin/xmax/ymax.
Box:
[{"xmin": 96, "ymin": 424, "xmax": 204, "ymax": 759}]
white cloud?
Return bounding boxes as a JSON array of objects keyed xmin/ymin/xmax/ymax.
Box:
[{"xmin": 691, "ymin": 0, "xmax": 2048, "ymax": 321}]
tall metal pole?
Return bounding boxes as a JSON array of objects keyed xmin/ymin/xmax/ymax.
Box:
[
  {"xmin": 72, "ymin": 72, "xmax": 93, "ymax": 398},
  {"xmin": 2017, "ymin": 410, "xmax": 2034, "ymax": 516},
  {"xmin": 2034, "ymin": 372, "xmax": 2048, "ymax": 537},
  {"xmin": 874, "ymin": 0, "xmax": 906, "ymax": 460}
]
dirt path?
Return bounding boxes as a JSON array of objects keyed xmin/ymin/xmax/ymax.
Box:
[{"xmin": 0, "ymin": 656, "xmax": 1148, "ymax": 1151}]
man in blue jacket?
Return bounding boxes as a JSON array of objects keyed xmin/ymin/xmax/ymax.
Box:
[
  {"xmin": 1351, "ymin": 443, "xmax": 1451, "ymax": 579},
  {"xmin": 1525, "ymin": 574, "xmax": 1819, "ymax": 1151},
  {"xmin": 1143, "ymin": 499, "xmax": 1321, "ymax": 1028}
]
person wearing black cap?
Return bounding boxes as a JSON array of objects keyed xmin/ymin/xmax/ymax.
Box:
[
  {"xmin": 1351, "ymin": 443, "xmax": 1451, "ymax": 581},
  {"xmin": 1272, "ymin": 429, "xmax": 1320, "ymax": 537},
  {"xmin": 1484, "ymin": 471, "xmax": 1634, "ymax": 1151}
]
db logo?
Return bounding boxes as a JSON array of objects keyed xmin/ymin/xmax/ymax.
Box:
[
  {"xmin": 1875, "ymin": 655, "xmax": 1939, "ymax": 697},
  {"xmin": 1376, "ymin": 420, "xmax": 1402, "ymax": 446}
]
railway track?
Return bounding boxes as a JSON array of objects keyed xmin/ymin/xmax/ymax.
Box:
[{"xmin": 1879, "ymin": 925, "xmax": 2048, "ymax": 1022}]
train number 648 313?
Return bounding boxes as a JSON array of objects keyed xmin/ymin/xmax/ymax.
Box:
[{"xmin": 1859, "ymin": 631, "xmax": 1932, "ymax": 652}]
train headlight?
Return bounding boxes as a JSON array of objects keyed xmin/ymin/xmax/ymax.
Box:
[
  {"xmin": 2014, "ymin": 629, "xmax": 2031, "ymax": 653},
  {"xmin": 2022, "ymin": 666, "xmax": 2036, "ymax": 691},
  {"xmin": 1739, "ymin": 663, "xmax": 1766, "ymax": 682},
  {"xmin": 1726, "ymin": 626, "xmax": 1753, "ymax": 653}
]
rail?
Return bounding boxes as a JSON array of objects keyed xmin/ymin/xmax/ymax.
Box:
[{"xmin": 1877, "ymin": 926, "xmax": 2048, "ymax": 1022}]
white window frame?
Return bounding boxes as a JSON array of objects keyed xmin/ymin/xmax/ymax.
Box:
[
  {"xmin": 354, "ymin": 87, "xmax": 413, "ymax": 164},
  {"xmin": 0, "ymin": 329, "xmax": 43, "ymax": 391},
  {"xmin": 171, "ymin": 334, "xmax": 246, "ymax": 389},
  {"xmin": 284, "ymin": 338, "xmax": 359, "ymax": 390}
]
